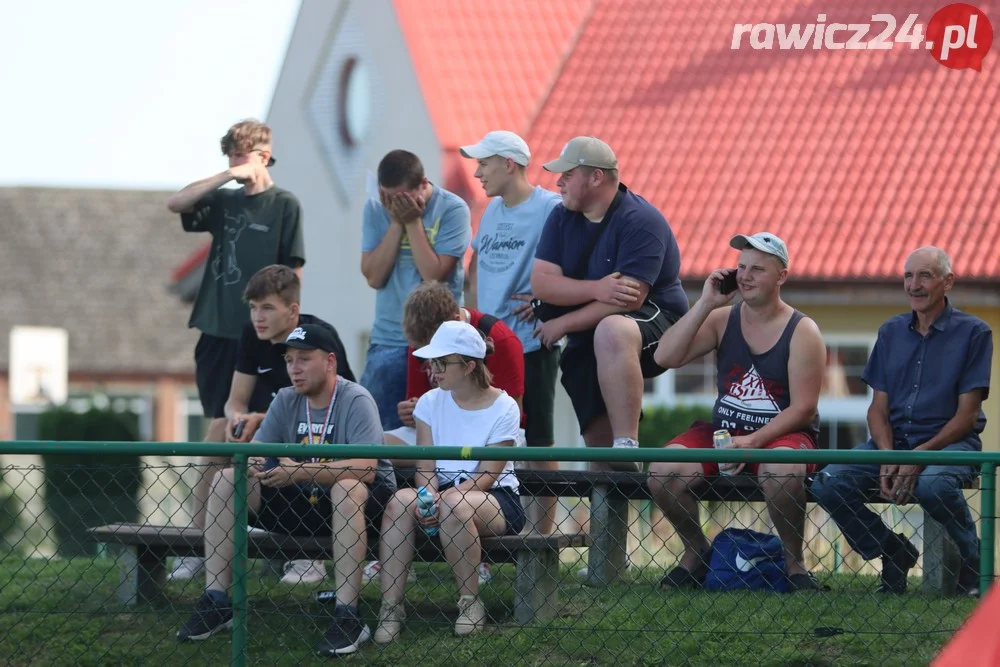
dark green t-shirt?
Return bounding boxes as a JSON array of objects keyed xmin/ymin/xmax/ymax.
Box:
[{"xmin": 181, "ymin": 186, "xmax": 306, "ymax": 339}]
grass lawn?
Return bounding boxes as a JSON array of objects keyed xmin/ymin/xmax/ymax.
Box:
[{"xmin": 0, "ymin": 554, "xmax": 976, "ymax": 666}]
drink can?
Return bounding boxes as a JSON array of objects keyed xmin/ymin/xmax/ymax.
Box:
[{"xmin": 713, "ymin": 429, "xmax": 736, "ymax": 476}]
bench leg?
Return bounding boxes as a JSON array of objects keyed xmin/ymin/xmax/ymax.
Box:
[
  {"xmin": 514, "ymin": 548, "xmax": 559, "ymax": 624},
  {"xmin": 118, "ymin": 545, "xmax": 168, "ymax": 606},
  {"xmin": 922, "ymin": 514, "xmax": 960, "ymax": 596},
  {"xmin": 586, "ymin": 484, "xmax": 629, "ymax": 586}
]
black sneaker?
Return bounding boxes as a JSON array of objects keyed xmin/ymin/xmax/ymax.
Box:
[
  {"xmin": 660, "ymin": 550, "xmax": 710, "ymax": 590},
  {"xmin": 877, "ymin": 533, "xmax": 919, "ymax": 594},
  {"xmin": 177, "ymin": 592, "xmax": 233, "ymax": 641},
  {"xmin": 956, "ymin": 557, "xmax": 981, "ymax": 598},
  {"xmin": 316, "ymin": 605, "xmax": 371, "ymax": 657}
]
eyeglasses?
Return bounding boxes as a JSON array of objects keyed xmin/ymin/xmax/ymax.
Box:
[{"xmin": 424, "ymin": 359, "xmax": 466, "ymax": 372}]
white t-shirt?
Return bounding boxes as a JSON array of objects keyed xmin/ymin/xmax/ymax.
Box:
[{"xmin": 412, "ymin": 388, "xmax": 521, "ymax": 491}]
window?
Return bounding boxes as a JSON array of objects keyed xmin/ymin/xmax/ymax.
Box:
[
  {"xmin": 823, "ymin": 342, "xmax": 870, "ymax": 397},
  {"xmin": 817, "ymin": 418, "xmax": 870, "ymax": 450}
]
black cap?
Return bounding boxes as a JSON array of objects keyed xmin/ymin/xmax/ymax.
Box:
[{"xmin": 277, "ymin": 324, "xmax": 338, "ymax": 354}]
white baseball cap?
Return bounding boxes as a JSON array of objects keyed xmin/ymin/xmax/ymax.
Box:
[
  {"xmin": 413, "ymin": 320, "xmax": 487, "ymax": 360},
  {"xmin": 459, "ymin": 130, "xmax": 531, "ymax": 167}
]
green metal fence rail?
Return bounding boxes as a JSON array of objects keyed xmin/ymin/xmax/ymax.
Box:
[{"xmin": 1, "ymin": 440, "xmax": 995, "ymax": 666}]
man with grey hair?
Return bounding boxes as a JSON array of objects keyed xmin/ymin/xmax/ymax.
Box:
[
  {"xmin": 812, "ymin": 246, "xmax": 992, "ymax": 596},
  {"xmin": 531, "ymin": 137, "xmax": 689, "ymax": 472}
]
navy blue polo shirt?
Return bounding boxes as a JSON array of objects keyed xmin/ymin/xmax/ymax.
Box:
[
  {"xmin": 861, "ymin": 300, "xmax": 992, "ymax": 449},
  {"xmin": 534, "ymin": 184, "xmax": 689, "ymax": 346}
]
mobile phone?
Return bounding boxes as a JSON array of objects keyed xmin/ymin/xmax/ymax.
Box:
[
  {"xmin": 719, "ymin": 270, "xmax": 739, "ymax": 295},
  {"xmin": 232, "ymin": 420, "xmax": 247, "ymax": 439}
]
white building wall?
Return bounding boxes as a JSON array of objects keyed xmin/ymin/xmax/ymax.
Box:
[
  {"xmin": 266, "ymin": 0, "xmax": 442, "ymax": 374},
  {"xmin": 267, "ymin": 0, "xmax": 586, "ymax": 454}
]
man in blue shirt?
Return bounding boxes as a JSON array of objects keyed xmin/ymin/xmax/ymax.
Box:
[
  {"xmin": 360, "ymin": 150, "xmax": 472, "ymax": 430},
  {"xmin": 461, "ymin": 130, "xmax": 562, "ymax": 534},
  {"xmin": 531, "ymin": 137, "xmax": 688, "ymax": 471},
  {"xmin": 812, "ymin": 247, "xmax": 992, "ymax": 596}
]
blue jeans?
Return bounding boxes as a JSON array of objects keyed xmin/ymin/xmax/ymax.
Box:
[
  {"xmin": 359, "ymin": 343, "xmax": 409, "ymax": 431},
  {"xmin": 811, "ymin": 439, "xmax": 980, "ymax": 562}
]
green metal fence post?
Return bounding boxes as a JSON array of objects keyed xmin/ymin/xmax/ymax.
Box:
[
  {"xmin": 980, "ymin": 462, "xmax": 996, "ymax": 595},
  {"xmin": 231, "ymin": 454, "xmax": 249, "ymax": 667}
]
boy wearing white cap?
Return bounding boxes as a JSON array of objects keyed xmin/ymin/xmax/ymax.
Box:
[
  {"xmin": 460, "ymin": 130, "xmax": 562, "ymax": 534},
  {"xmin": 374, "ymin": 320, "xmax": 525, "ymax": 641},
  {"xmin": 648, "ymin": 232, "xmax": 826, "ymax": 592}
]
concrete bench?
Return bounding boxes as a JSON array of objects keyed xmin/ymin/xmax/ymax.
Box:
[
  {"xmin": 514, "ymin": 469, "xmax": 979, "ymax": 595},
  {"xmin": 87, "ymin": 523, "xmax": 589, "ymax": 624}
]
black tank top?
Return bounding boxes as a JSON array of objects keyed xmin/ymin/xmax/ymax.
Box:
[{"xmin": 712, "ymin": 304, "xmax": 820, "ymax": 441}]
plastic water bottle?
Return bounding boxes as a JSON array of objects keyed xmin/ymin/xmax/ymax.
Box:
[{"xmin": 415, "ymin": 486, "xmax": 439, "ymax": 536}]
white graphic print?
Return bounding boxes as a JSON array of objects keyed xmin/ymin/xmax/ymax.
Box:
[
  {"xmin": 211, "ymin": 211, "xmax": 249, "ymax": 285},
  {"xmin": 719, "ymin": 364, "xmax": 781, "ymax": 414}
]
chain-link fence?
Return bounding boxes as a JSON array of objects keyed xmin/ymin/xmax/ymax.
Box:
[{"xmin": 0, "ymin": 442, "xmax": 993, "ymax": 666}]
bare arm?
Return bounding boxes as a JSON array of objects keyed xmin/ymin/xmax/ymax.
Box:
[
  {"xmin": 530, "ymin": 259, "xmax": 597, "ymax": 306},
  {"xmin": 741, "ymin": 317, "xmax": 826, "ymax": 447},
  {"xmin": 655, "ymin": 270, "xmax": 737, "ymax": 369},
  {"xmin": 557, "ymin": 282, "xmax": 652, "ymax": 335},
  {"xmin": 454, "ymin": 440, "xmax": 515, "ymax": 493},
  {"xmin": 223, "ymin": 372, "xmax": 256, "ymax": 422},
  {"xmin": 654, "ymin": 301, "xmax": 727, "ymax": 369},
  {"xmin": 867, "ymin": 391, "xmax": 894, "ymax": 450},
  {"xmin": 299, "ymin": 458, "xmax": 377, "ymax": 485},
  {"xmin": 405, "ymin": 220, "xmax": 461, "ymax": 282},
  {"xmin": 413, "ymin": 419, "xmax": 438, "ymax": 491},
  {"xmin": 166, "ymin": 171, "xmax": 234, "ymax": 213},
  {"xmin": 915, "ymin": 391, "xmax": 985, "ymax": 451},
  {"xmin": 360, "ymin": 223, "xmax": 405, "ymax": 289}
]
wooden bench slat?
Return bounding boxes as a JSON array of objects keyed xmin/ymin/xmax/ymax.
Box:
[{"xmin": 87, "ymin": 524, "xmax": 589, "ymax": 564}]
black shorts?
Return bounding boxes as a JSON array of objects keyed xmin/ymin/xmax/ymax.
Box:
[
  {"xmin": 195, "ymin": 333, "xmax": 273, "ymax": 419},
  {"xmin": 523, "ymin": 347, "xmax": 560, "ymax": 446},
  {"xmin": 559, "ymin": 301, "xmax": 679, "ymax": 435},
  {"xmin": 252, "ymin": 478, "xmax": 395, "ymax": 542},
  {"xmin": 439, "ymin": 480, "xmax": 526, "ymax": 536}
]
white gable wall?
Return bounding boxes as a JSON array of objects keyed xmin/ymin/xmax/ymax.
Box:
[{"xmin": 266, "ymin": 0, "xmax": 441, "ymax": 374}]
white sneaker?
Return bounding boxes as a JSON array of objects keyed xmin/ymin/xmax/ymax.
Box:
[
  {"xmin": 168, "ymin": 556, "xmax": 204, "ymax": 582},
  {"xmin": 454, "ymin": 595, "xmax": 486, "ymax": 636},
  {"xmin": 373, "ymin": 600, "xmax": 405, "ymax": 644},
  {"xmin": 362, "ymin": 560, "xmax": 417, "ymax": 586},
  {"xmin": 477, "ymin": 562, "xmax": 492, "ymax": 585},
  {"xmin": 280, "ymin": 559, "xmax": 327, "ymax": 585},
  {"xmin": 610, "ymin": 438, "xmax": 641, "ymax": 473}
]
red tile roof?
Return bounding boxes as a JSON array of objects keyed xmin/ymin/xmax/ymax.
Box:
[
  {"xmin": 175, "ymin": 1, "xmax": 1000, "ymax": 284},
  {"xmin": 392, "ymin": 0, "xmax": 598, "ymax": 148},
  {"xmin": 521, "ymin": 0, "xmax": 1000, "ymax": 279}
]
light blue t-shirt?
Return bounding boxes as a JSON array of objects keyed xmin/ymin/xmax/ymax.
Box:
[
  {"xmin": 472, "ymin": 186, "xmax": 561, "ymax": 353},
  {"xmin": 362, "ymin": 185, "xmax": 471, "ymax": 346}
]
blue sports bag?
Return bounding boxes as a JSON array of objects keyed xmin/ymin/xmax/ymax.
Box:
[{"xmin": 703, "ymin": 527, "xmax": 790, "ymax": 593}]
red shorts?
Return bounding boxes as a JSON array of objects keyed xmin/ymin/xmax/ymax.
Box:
[{"xmin": 668, "ymin": 421, "xmax": 818, "ymax": 476}]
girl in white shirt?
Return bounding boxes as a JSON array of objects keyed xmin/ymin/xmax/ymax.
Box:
[{"xmin": 374, "ymin": 320, "xmax": 524, "ymax": 643}]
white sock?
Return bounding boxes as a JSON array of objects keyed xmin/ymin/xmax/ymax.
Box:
[{"xmin": 612, "ymin": 437, "xmax": 639, "ymax": 449}]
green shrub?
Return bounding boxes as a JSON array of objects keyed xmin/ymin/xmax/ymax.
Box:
[
  {"xmin": 638, "ymin": 403, "xmax": 714, "ymax": 448},
  {"xmin": 38, "ymin": 402, "xmax": 142, "ymax": 557}
]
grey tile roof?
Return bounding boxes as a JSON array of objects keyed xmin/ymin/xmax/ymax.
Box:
[{"xmin": 0, "ymin": 187, "xmax": 207, "ymax": 375}]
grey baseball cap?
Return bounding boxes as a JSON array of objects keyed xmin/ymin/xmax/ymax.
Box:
[
  {"xmin": 542, "ymin": 136, "xmax": 618, "ymax": 173},
  {"xmin": 730, "ymin": 232, "xmax": 789, "ymax": 267}
]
